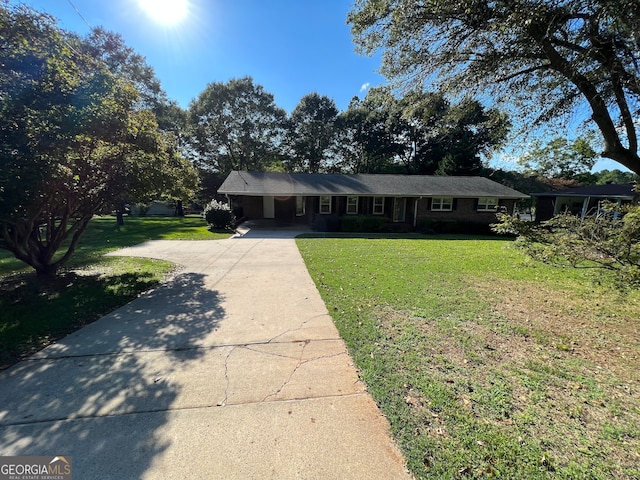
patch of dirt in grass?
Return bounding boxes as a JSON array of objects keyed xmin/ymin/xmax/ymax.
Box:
[
  {"xmin": 475, "ymin": 280, "xmax": 640, "ymax": 384},
  {"xmin": 373, "ymin": 301, "xmax": 640, "ymax": 477}
]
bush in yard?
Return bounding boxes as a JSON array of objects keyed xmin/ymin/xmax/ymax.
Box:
[
  {"xmin": 312, "ymin": 214, "xmax": 340, "ymax": 232},
  {"xmin": 203, "ymin": 200, "xmax": 235, "ymax": 230},
  {"xmin": 340, "ymin": 215, "xmax": 388, "ymax": 232}
]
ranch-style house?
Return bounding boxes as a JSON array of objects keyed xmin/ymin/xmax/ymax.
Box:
[{"xmin": 218, "ymin": 171, "xmax": 528, "ymax": 232}]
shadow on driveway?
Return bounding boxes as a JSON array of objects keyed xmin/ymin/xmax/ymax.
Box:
[{"xmin": 0, "ymin": 272, "xmax": 224, "ymax": 479}]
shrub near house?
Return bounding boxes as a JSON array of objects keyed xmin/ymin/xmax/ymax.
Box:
[{"xmin": 203, "ymin": 199, "xmax": 235, "ymax": 230}]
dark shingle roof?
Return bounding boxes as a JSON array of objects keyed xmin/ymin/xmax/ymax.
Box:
[
  {"xmin": 218, "ymin": 171, "xmax": 529, "ymax": 199},
  {"xmin": 533, "ymin": 183, "xmax": 636, "ymax": 199}
]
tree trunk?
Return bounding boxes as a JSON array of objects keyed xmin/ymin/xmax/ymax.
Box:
[
  {"xmin": 116, "ymin": 209, "xmax": 124, "ymax": 226},
  {"xmin": 34, "ymin": 262, "xmax": 59, "ymax": 278},
  {"xmin": 603, "ymin": 147, "xmax": 640, "ymax": 176},
  {"xmin": 175, "ymin": 200, "xmax": 184, "ymax": 217}
]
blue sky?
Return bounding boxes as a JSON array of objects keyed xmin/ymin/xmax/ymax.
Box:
[
  {"xmin": 14, "ymin": 0, "xmax": 384, "ymax": 113},
  {"xmin": 9, "ymin": 0, "xmax": 627, "ymax": 172}
]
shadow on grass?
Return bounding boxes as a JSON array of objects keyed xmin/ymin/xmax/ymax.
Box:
[
  {"xmin": 0, "ymin": 269, "xmax": 162, "ymax": 369},
  {"xmin": 0, "ymin": 271, "xmax": 225, "ymax": 478}
]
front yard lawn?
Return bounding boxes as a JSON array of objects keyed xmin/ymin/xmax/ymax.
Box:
[
  {"xmin": 297, "ymin": 235, "xmax": 640, "ymax": 479},
  {"xmin": 0, "ymin": 215, "xmax": 230, "ymax": 369}
]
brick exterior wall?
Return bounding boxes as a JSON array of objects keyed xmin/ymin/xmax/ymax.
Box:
[
  {"xmin": 415, "ymin": 197, "xmax": 515, "ymax": 225},
  {"xmin": 235, "ymin": 195, "xmax": 517, "ymax": 228}
]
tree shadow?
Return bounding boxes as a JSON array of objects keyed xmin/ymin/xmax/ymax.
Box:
[
  {"xmin": 0, "ymin": 272, "xmax": 224, "ymax": 479},
  {"xmin": 0, "ymin": 265, "xmax": 171, "ymax": 368}
]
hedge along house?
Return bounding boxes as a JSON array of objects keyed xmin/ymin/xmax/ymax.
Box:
[
  {"xmin": 218, "ymin": 171, "xmax": 529, "ymax": 231},
  {"xmin": 532, "ymin": 183, "xmax": 637, "ymax": 222}
]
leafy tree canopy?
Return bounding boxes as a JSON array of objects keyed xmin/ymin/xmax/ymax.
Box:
[
  {"xmin": 518, "ymin": 136, "xmax": 597, "ymax": 180},
  {"xmin": 0, "ymin": 5, "xmax": 197, "ymax": 276},
  {"xmin": 286, "ymin": 93, "xmax": 339, "ymax": 173},
  {"xmin": 593, "ymin": 169, "xmax": 640, "ymax": 185},
  {"xmin": 188, "ymin": 77, "xmax": 287, "ymax": 174},
  {"xmin": 348, "ymin": 0, "xmax": 640, "ymax": 174},
  {"xmin": 335, "ymin": 87, "xmax": 509, "ymax": 175},
  {"xmin": 334, "ymin": 92, "xmax": 405, "ymax": 173}
]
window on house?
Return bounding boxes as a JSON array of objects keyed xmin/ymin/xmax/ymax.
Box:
[
  {"xmin": 373, "ymin": 196, "xmax": 384, "ymax": 215},
  {"xmin": 346, "ymin": 196, "xmax": 358, "ymax": 214},
  {"xmin": 296, "ymin": 196, "xmax": 306, "ymax": 216},
  {"xmin": 478, "ymin": 197, "xmax": 498, "ymax": 212},
  {"xmin": 431, "ymin": 197, "xmax": 453, "ymax": 211},
  {"xmin": 319, "ymin": 195, "xmax": 331, "ymax": 214}
]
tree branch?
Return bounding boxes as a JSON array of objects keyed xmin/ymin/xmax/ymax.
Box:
[{"xmin": 496, "ymin": 63, "xmax": 552, "ymax": 83}]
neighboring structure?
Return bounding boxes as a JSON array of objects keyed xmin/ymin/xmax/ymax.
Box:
[
  {"xmin": 144, "ymin": 200, "xmax": 176, "ymax": 216},
  {"xmin": 218, "ymin": 171, "xmax": 528, "ymax": 231},
  {"xmin": 532, "ymin": 183, "xmax": 637, "ymax": 221}
]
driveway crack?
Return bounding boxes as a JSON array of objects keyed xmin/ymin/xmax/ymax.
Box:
[
  {"xmin": 266, "ymin": 313, "xmax": 331, "ymax": 344},
  {"xmin": 218, "ymin": 346, "xmax": 235, "ymax": 407},
  {"xmin": 262, "ymin": 340, "xmax": 310, "ymax": 402}
]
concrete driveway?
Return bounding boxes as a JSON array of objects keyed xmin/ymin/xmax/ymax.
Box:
[{"xmin": 0, "ymin": 226, "xmax": 412, "ymax": 479}]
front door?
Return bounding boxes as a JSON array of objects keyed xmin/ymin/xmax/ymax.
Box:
[
  {"xmin": 263, "ymin": 196, "xmax": 275, "ymax": 219},
  {"xmin": 393, "ymin": 197, "xmax": 406, "ymax": 222}
]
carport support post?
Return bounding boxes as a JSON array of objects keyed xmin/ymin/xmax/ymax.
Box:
[{"xmin": 580, "ymin": 197, "xmax": 590, "ymax": 219}]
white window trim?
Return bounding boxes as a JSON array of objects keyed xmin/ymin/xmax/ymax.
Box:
[
  {"xmin": 319, "ymin": 195, "xmax": 332, "ymax": 214},
  {"xmin": 478, "ymin": 197, "xmax": 499, "ymax": 212},
  {"xmin": 431, "ymin": 197, "xmax": 453, "ymax": 211},
  {"xmin": 373, "ymin": 196, "xmax": 384, "ymax": 215},
  {"xmin": 346, "ymin": 196, "xmax": 358, "ymax": 215}
]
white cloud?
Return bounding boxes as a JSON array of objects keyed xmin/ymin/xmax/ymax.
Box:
[{"xmin": 360, "ymin": 82, "xmax": 370, "ymax": 92}]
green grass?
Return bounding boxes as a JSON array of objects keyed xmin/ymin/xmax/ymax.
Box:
[
  {"xmin": 0, "ymin": 215, "xmax": 231, "ymax": 368},
  {"xmin": 0, "ymin": 215, "xmax": 230, "ymax": 276},
  {"xmin": 297, "ymin": 235, "xmax": 640, "ymax": 479}
]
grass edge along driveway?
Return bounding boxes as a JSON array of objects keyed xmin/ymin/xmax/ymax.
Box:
[
  {"xmin": 0, "ymin": 216, "xmax": 230, "ymax": 369},
  {"xmin": 297, "ymin": 235, "xmax": 640, "ymax": 479}
]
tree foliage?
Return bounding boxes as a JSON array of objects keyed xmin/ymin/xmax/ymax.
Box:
[
  {"xmin": 188, "ymin": 77, "xmax": 287, "ymax": 174},
  {"xmin": 593, "ymin": 169, "xmax": 640, "ymax": 185},
  {"xmin": 494, "ymin": 202, "xmax": 640, "ymax": 288},
  {"xmin": 334, "ymin": 93, "xmax": 404, "ymax": 173},
  {"xmin": 0, "ymin": 6, "xmax": 196, "ymax": 276},
  {"xmin": 286, "ymin": 93, "xmax": 339, "ymax": 173},
  {"xmin": 348, "ymin": 0, "xmax": 640, "ymax": 174},
  {"xmin": 518, "ymin": 136, "xmax": 597, "ymax": 180},
  {"xmin": 335, "ymin": 88, "xmax": 509, "ymax": 174}
]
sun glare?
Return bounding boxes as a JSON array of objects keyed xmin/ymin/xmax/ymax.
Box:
[{"xmin": 138, "ymin": 0, "xmax": 189, "ymax": 26}]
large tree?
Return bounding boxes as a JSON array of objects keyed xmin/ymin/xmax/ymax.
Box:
[
  {"xmin": 348, "ymin": 0, "xmax": 640, "ymax": 174},
  {"xmin": 0, "ymin": 6, "xmax": 196, "ymax": 276},
  {"xmin": 334, "ymin": 94, "xmax": 404, "ymax": 174},
  {"xmin": 397, "ymin": 91, "xmax": 509, "ymax": 175},
  {"xmin": 518, "ymin": 136, "xmax": 598, "ymax": 180},
  {"xmin": 188, "ymin": 77, "xmax": 287, "ymax": 174},
  {"xmin": 335, "ymin": 88, "xmax": 509, "ymax": 175},
  {"xmin": 286, "ymin": 93, "xmax": 339, "ymax": 173}
]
